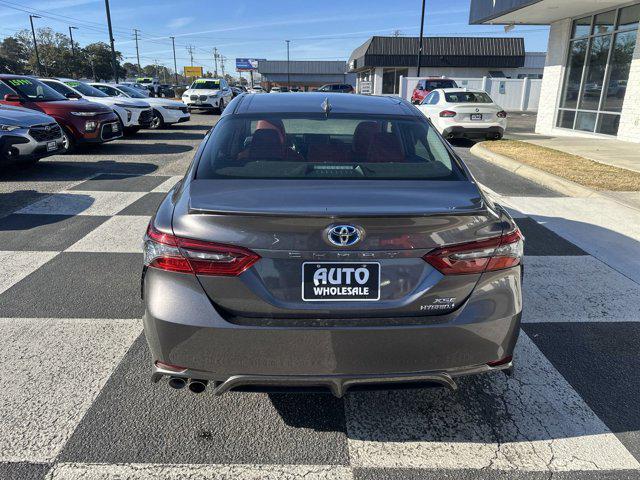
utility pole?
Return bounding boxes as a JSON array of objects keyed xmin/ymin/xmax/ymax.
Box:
[
  {"xmin": 186, "ymin": 45, "xmax": 194, "ymax": 66},
  {"xmin": 170, "ymin": 36, "xmax": 178, "ymax": 85},
  {"xmin": 29, "ymin": 15, "xmax": 41, "ymax": 76},
  {"xmin": 68, "ymin": 26, "xmax": 78, "ymax": 57},
  {"xmin": 213, "ymin": 47, "xmax": 218, "ymax": 77},
  {"xmin": 220, "ymin": 55, "xmax": 225, "ymax": 78},
  {"xmin": 416, "ymin": 0, "xmax": 426, "ymax": 78},
  {"xmin": 133, "ymin": 29, "xmax": 141, "ymax": 76},
  {"xmin": 285, "ymin": 40, "xmax": 290, "ymax": 89},
  {"xmin": 68, "ymin": 26, "xmax": 78, "ymax": 78},
  {"xmin": 104, "ymin": 0, "xmax": 119, "ymax": 82}
]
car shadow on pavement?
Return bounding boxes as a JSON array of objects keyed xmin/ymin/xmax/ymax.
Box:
[
  {"xmin": 131, "ymin": 131, "xmax": 207, "ymax": 142},
  {"xmin": 83, "ymin": 143, "xmax": 194, "ymax": 156},
  {"xmin": 0, "ymin": 160, "xmax": 158, "ymax": 182}
]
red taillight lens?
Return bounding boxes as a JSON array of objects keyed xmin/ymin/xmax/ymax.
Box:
[
  {"xmin": 144, "ymin": 223, "xmax": 260, "ymax": 276},
  {"xmin": 497, "ymin": 110, "xmax": 507, "ymax": 118},
  {"xmin": 423, "ymin": 229, "xmax": 523, "ymax": 275},
  {"xmin": 439, "ymin": 110, "xmax": 457, "ymax": 118}
]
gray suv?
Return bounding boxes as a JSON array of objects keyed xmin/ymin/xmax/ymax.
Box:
[
  {"xmin": 0, "ymin": 104, "xmax": 63, "ymax": 166},
  {"xmin": 143, "ymin": 93, "xmax": 523, "ymax": 397}
]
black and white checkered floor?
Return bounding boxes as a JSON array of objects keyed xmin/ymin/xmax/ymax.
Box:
[{"xmin": 1, "ymin": 126, "xmax": 639, "ymax": 479}]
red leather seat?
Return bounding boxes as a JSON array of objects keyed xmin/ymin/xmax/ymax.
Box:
[
  {"xmin": 353, "ymin": 121, "xmax": 381, "ymax": 159},
  {"xmin": 255, "ymin": 119, "xmax": 286, "ymax": 144},
  {"xmin": 247, "ymin": 129, "xmax": 284, "ymax": 159},
  {"xmin": 366, "ymin": 132, "xmax": 405, "ymax": 163}
]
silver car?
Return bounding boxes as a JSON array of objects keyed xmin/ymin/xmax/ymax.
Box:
[
  {"xmin": 0, "ymin": 104, "xmax": 63, "ymax": 165},
  {"xmin": 143, "ymin": 93, "xmax": 523, "ymax": 397}
]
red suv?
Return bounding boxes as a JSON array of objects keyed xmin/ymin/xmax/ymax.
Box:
[
  {"xmin": 411, "ymin": 78, "xmax": 458, "ymax": 104},
  {"xmin": 0, "ymin": 75, "xmax": 122, "ymax": 152}
]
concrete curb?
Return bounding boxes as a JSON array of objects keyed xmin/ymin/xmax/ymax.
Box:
[{"xmin": 469, "ymin": 143, "xmax": 604, "ymax": 199}]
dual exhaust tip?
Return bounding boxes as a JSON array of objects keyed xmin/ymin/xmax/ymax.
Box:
[{"xmin": 168, "ymin": 376, "xmax": 208, "ymax": 394}]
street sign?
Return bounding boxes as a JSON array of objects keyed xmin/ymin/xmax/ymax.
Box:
[
  {"xmin": 235, "ymin": 58, "xmax": 265, "ymax": 72},
  {"xmin": 359, "ymin": 81, "xmax": 372, "ymax": 95},
  {"xmin": 183, "ymin": 66, "xmax": 203, "ymax": 77}
]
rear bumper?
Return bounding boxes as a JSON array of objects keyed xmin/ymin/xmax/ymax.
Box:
[
  {"xmin": 442, "ymin": 125, "xmax": 504, "ymax": 139},
  {"xmin": 143, "ymin": 266, "xmax": 522, "ymax": 394}
]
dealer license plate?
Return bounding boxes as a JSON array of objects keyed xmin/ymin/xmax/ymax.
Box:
[
  {"xmin": 470, "ymin": 113, "xmax": 483, "ymax": 121},
  {"xmin": 46, "ymin": 141, "xmax": 58, "ymax": 152},
  {"xmin": 302, "ymin": 262, "xmax": 380, "ymax": 302}
]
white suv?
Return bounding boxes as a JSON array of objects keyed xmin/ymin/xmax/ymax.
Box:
[{"xmin": 181, "ymin": 78, "xmax": 233, "ymax": 113}]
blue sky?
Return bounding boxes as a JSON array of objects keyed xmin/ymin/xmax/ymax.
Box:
[{"xmin": 0, "ymin": 0, "xmax": 550, "ymax": 74}]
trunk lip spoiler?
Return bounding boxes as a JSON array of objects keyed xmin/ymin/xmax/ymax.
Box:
[{"xmin": 186, "ymin": 205, "xmax": 489, "ymax": 217}]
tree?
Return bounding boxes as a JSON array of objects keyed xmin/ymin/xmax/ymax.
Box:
[
  {"xmin": 122, "ymin": 62, "xmax": 139, "ymax": 78},
  {"xmin": 82, "ymin": 42, "xmax": 125, "ymax": 81},
  {"xmin": 0, "ymin": 36, "xmax": 30, "ymax": 74}
]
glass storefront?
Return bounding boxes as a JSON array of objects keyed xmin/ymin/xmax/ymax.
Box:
[{"xmin": 557, "ymin": 3, "xmax": 639, "ymax": 136}]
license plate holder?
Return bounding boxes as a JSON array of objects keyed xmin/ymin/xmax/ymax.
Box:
[
  {"xmin": 302, "ymin": 262, "xmax": 380, "ymax": 302},
  {"xmin": 46, "ymin": 141, "xmax": 58, "ymax": 152},
  {"xmin": 470, "ymin": 113, "xmax": 483, "ymax": 121}
]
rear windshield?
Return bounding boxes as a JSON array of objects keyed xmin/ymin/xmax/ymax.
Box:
[
  {"xmin": 196, "ymin": 115, "xmax": 463, "ymax": 181},
  {"xmin": 191, "ymin": 80, "xmax": 220, "ymax": 90},
  {"xmin": 420, "ymin": 80, "xmax": 457, "ymax": 90},
  {"xmin": 445, "ymin": 92, "xmax": 493, "ymax": 103},
  {"xmin": 2, "ymin": 78, "xmax": 65, "ymax": 102}
]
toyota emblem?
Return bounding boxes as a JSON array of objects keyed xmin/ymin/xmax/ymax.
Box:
[{"xmin": 326, "ymin": 225, "xmax": 363, "ymax": 247}]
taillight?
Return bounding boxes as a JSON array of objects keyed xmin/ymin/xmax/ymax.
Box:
[
  {"xmin": 423, "ymin": 229, "xmax": 523, "ymax": 275},
  {"xmin": 497, "ymin": 111, "xmax": 507, "ymax": 118},
  {"xmin": 439, "ymin": 110, "xmax": 457, "ymax": 118},
  {"xmin": 144, "ymin": 223, "xmax": 260, "ymax": 276}
]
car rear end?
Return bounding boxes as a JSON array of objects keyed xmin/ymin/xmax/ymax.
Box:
[
  {"xmin": 412, "ymin": 78, "xmax": 458, "ymax": 104},
  {"xmin": 438, "ymin": 90, "xmax": 507, "ymax": 140},
  {"xmin": 142, "ymin": 95, "xmax": 523, "ymax": 396}
]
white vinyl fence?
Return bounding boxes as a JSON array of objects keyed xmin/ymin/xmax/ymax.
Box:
[{"xmin": 399, "ymin": 76, "xmax": 542, "ymax": 112}]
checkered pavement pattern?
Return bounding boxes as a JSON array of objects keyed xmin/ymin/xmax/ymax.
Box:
[{"xmin": 1, "ymin": 171, "xmax": 639, "ymax": 480}]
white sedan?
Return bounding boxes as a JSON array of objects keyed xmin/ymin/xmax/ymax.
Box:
[
  {"xmin": 91, "ymin": 83, "xmax": 190, "ymax": 129},
  {"xmin": 416, "ymin": 88, "xmax": 507, "ymax": 140}
]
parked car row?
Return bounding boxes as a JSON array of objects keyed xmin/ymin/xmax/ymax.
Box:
[{"xmin": 0, "ymin": 74, "xmax": 190, "ymax": 164}]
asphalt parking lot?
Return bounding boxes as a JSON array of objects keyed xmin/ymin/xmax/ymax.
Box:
[{"xmin": 1, "ymin": 113, "xmax": 640, "ymax": 480}]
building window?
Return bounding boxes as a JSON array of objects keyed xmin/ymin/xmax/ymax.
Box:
[
  {"xmin": 557, "ymin": 4, "xmax": 639, "ymax": 136},
  {"xmin": 382, "ymin": 68, "xmax": 408, "ymax": 94}
]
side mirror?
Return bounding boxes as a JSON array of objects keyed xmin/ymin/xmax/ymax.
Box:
[
  {"xmin": 3, "ymin": 93, "xmax": 22, "ymax": 102},
  {"xmin": 65, "ymin": 92, "xmax": 81, "ymax": 99}
]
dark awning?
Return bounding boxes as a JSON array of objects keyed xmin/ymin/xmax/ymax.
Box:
[{"xmin": 349, "ymin": 36, "xmax": 526, "ymax": 71}]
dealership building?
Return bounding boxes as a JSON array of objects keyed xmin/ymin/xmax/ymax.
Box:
[
  {"xmin": 257, "ymin": 60, "xmax": 355, "ymax": 91},
  {"xmin": 348, "ymin": 36, "xmax": 545, "ymax": 95},
  {"xmin": 470, "ymin": 0, "xmax": 640, "ymax": 142}
]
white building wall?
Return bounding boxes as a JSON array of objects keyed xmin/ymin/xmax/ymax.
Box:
[
  {"xmin": 618, "ymin": 26, "xmax": 640, "ymax": 143},
  {"xmin": 536, "ymin": 18, "xmax": 572, "ymax": 136}
]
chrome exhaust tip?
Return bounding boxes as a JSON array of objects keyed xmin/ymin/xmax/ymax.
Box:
[
  {"xmin": 168, "ymin": 376, "xmax": 187, "ymax": 389},
  {"xmin": 188, "ymin": 379, "xmax": 208, "ymax": 394}
]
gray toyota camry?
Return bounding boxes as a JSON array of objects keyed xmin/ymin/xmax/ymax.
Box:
[{"xmin": 143, "ymin": 92, "xmax": 523, "ymax": 396}]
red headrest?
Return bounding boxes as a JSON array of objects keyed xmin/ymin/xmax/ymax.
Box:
[
  {"xmin": 353, "ymin": 121, "xmax": 381, "ymax": 157},
  {"xmin": 255, "ymin": 119, "xmax": 285, "ymax": 143},
  {"xmin": 249, "ymin": 129, "xmax": 284, "ymax": 159},
  {"xmin": 366, "ymin": 132, "xmax": 405, "ymax": 163}
]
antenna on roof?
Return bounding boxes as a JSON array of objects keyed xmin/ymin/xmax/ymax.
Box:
[{"xmin": 321, "ymin": 97, "xmax": 331, "ymax": 116}]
